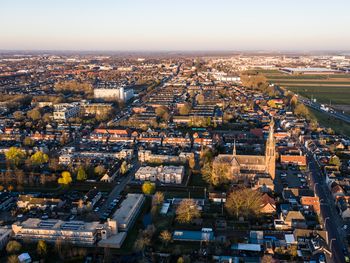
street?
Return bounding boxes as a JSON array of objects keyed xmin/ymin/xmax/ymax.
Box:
[{"xmin": 308, "ymin": 155, "xmax": 346, "ymax": 263}]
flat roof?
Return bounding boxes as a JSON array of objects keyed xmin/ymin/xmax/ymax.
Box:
[
  {"xmin": 173, "ymin": 230, "xmax": 214, "ymax": 242},
  {"xmin": 281, "ymin": 67, "xmax": 339, "ymax": 72},
  {"xmin": 112, "ymin": 193, "xmax": 144, "ymax": 229},
  {"xmin": 232, "ymin": 243, "xmax": 261, "ymax": 252},
  {"xmin": 15, "ymin": 218, "xmax": 102, "ymax": 232}
]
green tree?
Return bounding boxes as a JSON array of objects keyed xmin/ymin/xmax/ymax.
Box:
[
  {"xmin": 329, "ymin": 155, "xmax": 341, "ymax": 167},
  {"xmin": 58, "ymin": 171, "xmax": 72, "ymax": 185},
  {"xmin": 225, "ymin": 188, "xmax": 263, "ymax": 219},
  {"xmin": 5, "ymin": 147, "xmax": 26, "ymax": 166},
  {"xmin": 76, "ymin": 167, "xmax": 87, "ymax": 181},
  {"xmin": 120, "ymin": 161, "xmax": 128, "ymax": 175},
  {"xmin": 142, "ymin": 181, "xmax": 156, "ymax": 195},
  {"xmin": 6, "ymin": 240, "xmax": 22, "ymax": 254},
  {"xmin": 30, "ymin": 151, "xmax": 49, "ymax": 166},
  {"xmin": 37, "ymin": 240, "xmax": 47, "ymax": 257},
  {"xmin": 176, "ymin": 199, "xmax": 200, "ymax": 223}
]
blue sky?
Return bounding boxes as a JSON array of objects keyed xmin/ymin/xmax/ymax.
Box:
[{"xmin": 1, "ymin": 0, "xmax": 350, "ymax": 51}]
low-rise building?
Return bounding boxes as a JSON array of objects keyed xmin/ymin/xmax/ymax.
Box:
[
  {"xmin": 53, "ymin": 103, "xmax": 80, "ymax": 121},
  {"xmin": 111, "ymin": 193, "xmax": 145, "ymax": 231},
  {"xmin": 135, "ymin": 165, "xmax": 184, "ymax": 184},
  {"xmin": 12, "ymin": 219, "xmax": 104, "ymax": 246}
]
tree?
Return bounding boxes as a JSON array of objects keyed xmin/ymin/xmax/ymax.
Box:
[
  {"xmin": 94, "ymin": 165, "xmax": 106, "ymax": 176},
  {"xmin": 142, "ymin": 181, "xmax": 156, "ymax": 195},
  {"xmin": 329, "ymin": 155, "xmax": 341, "ymax": 167},
  {"xmin": 202, "ymin": 159, "xmax": 233, "ymax": 186},
  {"xmin": 13, "ymin": 111, "xmax": 24, "ymax": 121},
  {"xmin": 294, "ymin": 103, "xmax": 311, "ymax": 120},
  {"xmin": 7, "ymin": 255, "xmax": 19, "ymax": 263},
  {"xmin": 120, "ymin": 161, "xmax": 128, "ymax": 175},
  {"xmin": 196, "ymin": 94, "xmax": 205, "ymax": 104},
  {"xmin": 176, "ymin": 199, "xmax": 200, "ymax": 223},
  {"xmin": 42, "ymin": 113, "xmax": 52, "ymax": 123},
  {"xmin": 155, "ymin": 106, "xmax": 170, "ymax": 121},
  {"xmin": 37, "ymin": 240, "xmax": 47, "ymax": 257},
  {"xmin": 189, "ymin": 156, "xmax": 196, "ymax": 170},
  {"xmin": 152, "ymin": 191, "xmax": 164, "ymax": 206},
  {"xmin": 225, "ymin": 188, "xmax": 263, "ymax": 219},
  {"xmin": 27, "ymin": 108, "xmax": 41, "ymax": 121},
  {"xmin": 23, "ymin": 137, "xmax": 34, "ymax": 147},
  {"xmin": 5, "ymin": 147, "xmax": 26, "ymax": 166},
  {"xmin": 58, "ymin": 171, "xmax": 72, "ymax": 185},
  {"xmin": 76, "ymin": 166, "xmax": 87, "ymax": 181},
  {"xmin": 160, "ymin": 230, "xmax": 172, "ymax": 247},
  {"xmin": 179, "ymin": 103, "xmax": 191, "ymax": 115},
  {"xmin": 30, "ymin": 151, "xmax": 49, "ymax": 166},
  {"xmin": 6, "ymin": 240, "xmax": 22, "ymax": 254}
]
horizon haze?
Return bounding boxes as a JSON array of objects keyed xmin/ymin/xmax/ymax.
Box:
[{"xmin": 1, "ymin": 0, "xmax": 350, "ymax": 51}]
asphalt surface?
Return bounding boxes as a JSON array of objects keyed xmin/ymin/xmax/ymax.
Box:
[
  {"xmin": 98, "ymin": 160, "xmax": 140, "ymax": 217},
  {"xmin": 298, "ymin": 96, "xmax": 350, "ymax": 124},
  {"xmin": 308, "ymin": 154, "xmax": 346, "ymax": 263}
]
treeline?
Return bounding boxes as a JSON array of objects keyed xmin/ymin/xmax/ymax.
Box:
[{"xmin": 54, "ymin": 80, "xmax": 93, "ymax": 95}]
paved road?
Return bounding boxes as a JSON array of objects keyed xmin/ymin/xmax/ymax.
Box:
[
  {"xmin": 98, "ymin": 160, "xmax": 140, "ymax": 217},
  {"xmin": 298, "ymin": 96, "xmax": 350, "ymax": 124},
  {"xmin": 308, "ymin": 155, "xmax": 346, "ymax": 263}
]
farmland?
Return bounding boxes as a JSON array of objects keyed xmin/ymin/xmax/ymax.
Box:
[{"xmin": 253, "ymin": 69, "xmax": 350, "ymax": 112}]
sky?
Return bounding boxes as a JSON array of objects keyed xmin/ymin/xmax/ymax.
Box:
[{"xmin": 1, "ymin": 0, "xmax": 350, "ymax": 51}]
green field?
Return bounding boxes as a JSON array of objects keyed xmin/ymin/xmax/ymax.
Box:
[
  {"xmin": 286, "ymin": 86, "xmax": 350, "ymax": 105},
  {"xmin": 252, "ymin": 69, "xmax": 350, "ymax": 106},
  {"xmin": 309, "ymin": 107, "xmax": 350, "ymax": 137}
]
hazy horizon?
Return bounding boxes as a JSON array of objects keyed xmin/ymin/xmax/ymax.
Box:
[{"xmin": 1, "ymin": 0, "xmax": 350, "ymax": 51}]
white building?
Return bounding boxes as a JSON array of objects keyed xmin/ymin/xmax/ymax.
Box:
[
  {"xmin": 53, "ymin": 103, "xmax": 80, "ymax": 121},
  {"xmin": 111, "ymin": 194, "xmax": 145, "ymax": 231},
  {"xmin": 135, "ymin": 165, "xmax": 184, "ymax": 184},
  {"xmin": 94, "ymin": 86, "xmax": 134, "ymax": 102},
  {"xmin": 12, "ymin": 218, "xmax": 104, "ymax": 246}
]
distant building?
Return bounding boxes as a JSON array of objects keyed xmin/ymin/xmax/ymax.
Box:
[
  {"xmin": 53, "ymin": 103, "xmax": 80, "ymax": 121},
  {"xmin": 280, "ymin": 67, "xmax": 340, "ymax": 75},
  {"xmin": 94, "ymin": 82, "xmax": 134, "ymax": 102}
]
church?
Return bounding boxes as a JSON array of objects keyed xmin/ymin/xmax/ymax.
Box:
[{"xmin": 213, "ymin": 119, "xmax": 276, "ymax": 180}]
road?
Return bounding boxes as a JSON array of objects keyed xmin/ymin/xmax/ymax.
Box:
[
  {"xmin": 308, "ymin": 154, "xmax": 346, "ymax": 263},
  {"xmin": 98, "ymin": 160, "xmax": 140, "ymax": 217},
  {"xmin": 297, "ymin": 96, "xmax": 350, "ymax": 124}
]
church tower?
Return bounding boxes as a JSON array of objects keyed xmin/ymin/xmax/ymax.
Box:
[{"xmin": 265, "ymin": 118, "xmax": 276, "ymax": 179}]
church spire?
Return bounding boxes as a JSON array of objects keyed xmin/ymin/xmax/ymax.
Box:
[
  {"xmin": 233, "ymin": 139, "xmax": 236, "ymax": 156},
  {"xmin": 268, "ymin": 117, "xmax": 275, "ymax": 142}
]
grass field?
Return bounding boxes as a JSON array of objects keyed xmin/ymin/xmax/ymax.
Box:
[
  {"xmin": 252, "ymin": 69, "xmax": 350, "ymax": 109},
  {"xmin": 309, "ymin": 107, "xmax": 350, "ymax": 136},
  {"xmin": 287, "ymin": 86, "xmax": 350, "ymax": 105}
]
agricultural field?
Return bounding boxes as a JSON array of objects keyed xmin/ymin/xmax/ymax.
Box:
[{"xmin": 253, "ymin": 69, "xmax": 350, "ymax": 113}]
